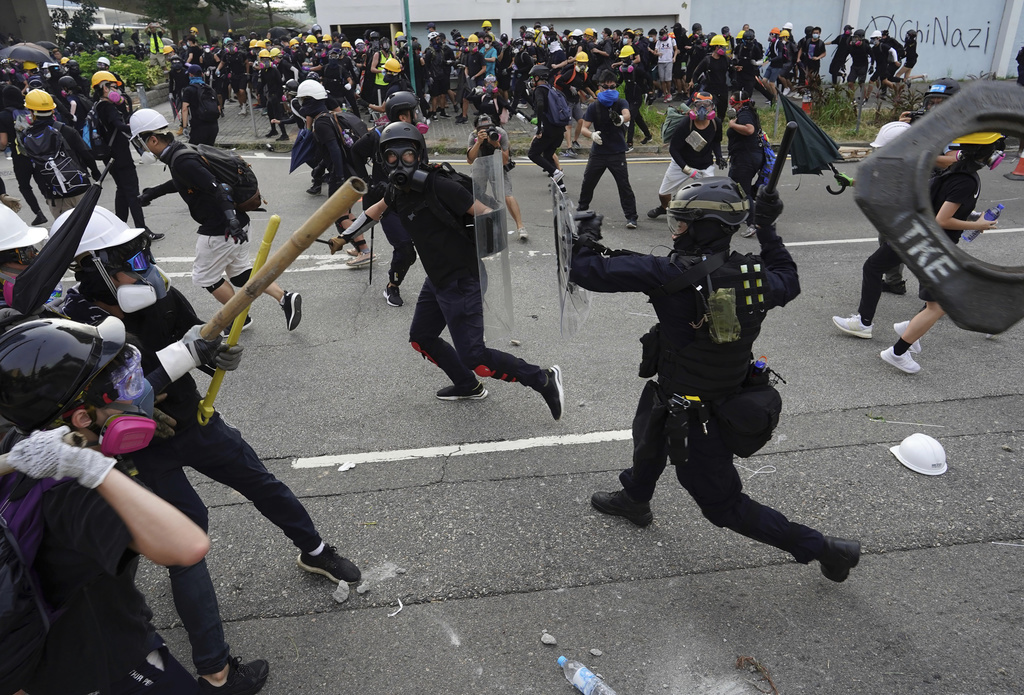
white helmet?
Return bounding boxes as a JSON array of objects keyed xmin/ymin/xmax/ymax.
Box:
[
  {"xmin": 97, "ymin": 56, "xmax": 111, "ymax": 67},
  {"xmin": 870, "ymin": 121, "xmax": 911, "ymax": 148},
  {"xmin": 297, "ymin": 79, "xmax": 328, "ymax": 100},
  {"xmin": 870, "ymin": 30, "xmax": 882, "ymax": 39},
  {"xmin": 571, "ymin": 28, "xmax": 583, "ymax": 37},
  {"xmin": 129, "ymin": 108, "xmax": 170, "ymax": 139},
  {"xmin": 0, "ymin": 206, "xmax": 47, "ymax": 253},
  {"xmin": 782, "ymin": 22, "xmax": 793, "ymax": 30},
  {"xmin": 55, "ymin": 206, "xmax": 147, "ymax": 257},
  {"xmin": 427, "ymin": 31, "xmax": 440, "ymax": 41},
  {"xmin": 890, "ymin": 433, "xmax": 947, "ymax": 476}
]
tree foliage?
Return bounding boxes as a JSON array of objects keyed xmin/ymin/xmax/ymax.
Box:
[
  {"xmin": 142, "ymin": 0, "xmax": 246, "ymax": 37},
  {"xmin": 52, "ymin": 0, "xmax": 100, "ymax": 47}
]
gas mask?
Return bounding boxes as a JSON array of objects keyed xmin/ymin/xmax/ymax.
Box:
[
  {"xmin": 715, "ymin": 48, "xmax": 726, "ymax": 56},
  {"xmin": 383, "ymin": 145, "xmax": 428, "ymax": 191},
  {"xmin": 690, "ymin": 104, "xmax": 715, "ymax": 121},
  {"xmin": 107, "ymin": 88, "xmax": 123, "ymax": 104},
  {"xmin": 87, "ymin": 243, "xmax": 168, "ymax": 313},
  {"xmin": 83, "ymin": 346, "xmax": 157, "ymax": 455}
]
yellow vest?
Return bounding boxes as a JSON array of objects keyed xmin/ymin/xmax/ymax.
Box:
[
  {"xmin": 150, "ymin": 33, "xmax": 164, "ymax": 54},
  {"xmin": 374, "ymin": 50, "xmax": 392, "ymax": 86}
]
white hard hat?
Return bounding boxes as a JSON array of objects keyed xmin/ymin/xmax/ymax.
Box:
[
  {"xmin": 571, "ymin": 29, "xmax": 583, "ymax": 37},
  {"xmin": 870, "ymin": 30, "xmax": 883, "ymax": 39},
  {"xmin": 57, "ymin": 206, "xmax": 147, "ymax": 257},
  {"xmin": 427, "ymin": 31, "xmax": 440, "ymax": 40},
  {"xmin": 890, "ymin": 433, "xmax": 947, "ymax": 476},
  {"xmin": 0, "ymin": 206, "xmax": 47, "ymax": 252},
  {"xmin": 297, "ymin": 79, "xmax": 328, "ymax": 100},
  {"xmin": 871, "ymin": 120, "xmax": 911, "ymax": 148},
  {"xmin": 96, "ymin": 56, "xmax": 111, "ymax": 66},
  {"xmin": 129, "ymin": 108, "xmax": 170, "ymax": 139},
  {"xmin": 783, "ymin": 22, "xmax": 793, "ymax": 30},
  {"xmin": 540, "ymin": 26, "xmax": 550, "ymax": 33}
]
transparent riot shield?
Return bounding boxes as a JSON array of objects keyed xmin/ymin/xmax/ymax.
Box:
[
  {"xmin": 552, "ymin": 183, "xmax": 592, "ymax": 337},
  {"xmin": 472, "ymin": 151, "xmax": 514, "ymax": 343}
]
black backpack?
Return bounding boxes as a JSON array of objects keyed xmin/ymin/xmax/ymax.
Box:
[
  {"xmin": 171, "ymin": 143, "xmax": 263, "ymax": 211},
  {"xmin": 17, "ymin": 125, "xmax": 90, "ymax": 199},
  {"xmin": 191, "ymin": 83, "xmax": 220, "ymax": 122},
  {"xmin": 0, "ymin": 474, "xmax": 63, "ymax": 693},
  {"xmin": 82, "ymin": 102, "xmax": 112, "ymax": 160}
]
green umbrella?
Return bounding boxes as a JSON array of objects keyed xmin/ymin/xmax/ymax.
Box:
[{"xmin": 779, "ymin": 96, "xmax": 844, "ymax": 175}]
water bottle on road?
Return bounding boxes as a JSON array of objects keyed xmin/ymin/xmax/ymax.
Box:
[
  {"xmin": 962, "ymin": 204, "xmax": 1003, "ymax": 242},
  {"xmin": 557, "ymin": 656, "xmax": 618, "ymax": 695}
]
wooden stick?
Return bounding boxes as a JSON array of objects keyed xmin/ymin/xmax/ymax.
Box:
[{"xmin": 199, "ymin": 177, "xmax": 368, "ymax": 341}]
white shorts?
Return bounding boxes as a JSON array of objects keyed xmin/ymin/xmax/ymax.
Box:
[
  {"xmin": 192, "ymin": 231, "xmax": 252, "ymax": 288},
  {"xmin": 658, "ymin": 160, "xmax": 716, "ymax": 196}
]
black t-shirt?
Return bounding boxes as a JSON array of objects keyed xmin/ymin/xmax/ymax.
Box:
[
  {"xmin": 95, "ymin": 99, "xmax": 133, "ymax": 164},
  {"xmin": 25, "ymin": 479, "xmax": 155, "ymax": 695},
  {"xmin": 385, "ymin": 175, "xmax": 477, "ymax": 288},
  {"xmin": 670, "ymin": 118, "xmax": 716, "ymax": 169},
  {"xmin": 727, "ymin": 105, "xmax": 762, "ymax": 157},
  {"xmin": 465, "ymin": 50, "xmax": 486, "ymax": 80},
  {"xmin": 584, "ymin": 98, "xmax": 629, "ymax": 155},
  {"xmin": 848, "ymin": 40, "xmax": 870, "ymax": 67},
  {"xmin": 930, "ymin": 169, "xmax": 980, "ymax": 241}
]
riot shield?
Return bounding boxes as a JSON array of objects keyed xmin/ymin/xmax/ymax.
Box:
[
  {"xmin": 552, "ymin": 183, "xmax": 592, "ymax": 337},
  {"xmin": 472, "ymin": 152, "xmax": 514, "ymax": 343}
]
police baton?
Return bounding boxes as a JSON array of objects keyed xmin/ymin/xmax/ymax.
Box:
[{"xmin": 763, "ymin": 120, "xmax": 798, "ymax": 195}]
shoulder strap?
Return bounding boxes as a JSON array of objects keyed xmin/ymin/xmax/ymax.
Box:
[{"xmin": 646, "ymin": 251, "xmax": 729, "ymax": 299}]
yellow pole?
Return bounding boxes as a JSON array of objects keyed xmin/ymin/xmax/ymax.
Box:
[{"xmin": 197, "ymin": 215, "xmax": 281, "ymax": 425}]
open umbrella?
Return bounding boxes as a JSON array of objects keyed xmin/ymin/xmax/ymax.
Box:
[
  {"xmin": 779, "ymin": 96, "xmax": 844, "ymax": 175},
  {"xmin": 268, "ymin": 26, "xmax": 291, "ymax": 40},
  {"xmin": 10, "ymin": 184, "xmax": 101, "ymax": 315},
  {"xmin": 0, "ymin": 43, "xmax": 52, "ymax": 64},
  {"xmin": 34, "ymin": 41, "xmax": 58, "ymax": 50}
]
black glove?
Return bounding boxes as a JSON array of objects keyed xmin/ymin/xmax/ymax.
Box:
[
  {"xmin": 181, "ymin": 326, "xmax": 224, "ymax": 370},
  {"xmin": 573, "ymin": 210, "xmax": 604, "ymax": 245},
  {"xmin": 225, "ymin": 214, "xmax": 248, "ymax": 244},
  {"xmin": 215, "ymin": 343, "xmax": 243, "ymax": 371},
  {"xmin": 139, "ymin": 188, "xmax": 155, "ymax": 207},
  {"xmin": 754, "ymin": 188, "xmax": 784, "ymax": 228}
]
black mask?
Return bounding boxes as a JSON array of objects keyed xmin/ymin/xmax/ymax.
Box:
[{"xmin": 672, "ymin": 218, "xmax": 734, "ymax": 254}]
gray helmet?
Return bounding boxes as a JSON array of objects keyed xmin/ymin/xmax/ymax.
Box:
[
  {"xmin": 378, "ymin": 121, "xmax": 429, "ymax": 190},
  {"xmin": 528, "ymin": 64, "xmax": 550, "ymax": 79},
  {"xmin": 668, "ymin": 177, "xmax": 750, "ymax": 251}
]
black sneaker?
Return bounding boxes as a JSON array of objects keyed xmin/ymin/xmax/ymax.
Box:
[
  {"xmin": 647, "ymin": 206, "xmax": 666, "ymax": 219},
  {"xmin": 281, "ymin": 292, "xmax": 302, "ymax": 331},
  {"xmin": 455, "ymin": 115, "xmax": 468, "ymax": 124},
  {"xmin": 538, "ymin": 365, "xmax": 564, "ymax": 420},
  {"xmin": 436, "ymin": 381, "xmax": 488, "ymax": 400},
  {"xmin": 625, "ymin": 219, "xmax": 638, "ymax": 229},
  {"xmin": 880, "ymin": 279, "xmax": 907, "ymax": 295},
  {"xmin": 625, "ymin": 144, "xmax": 634, "ymax": 153},
  {"xmin": 145, "ymin": 229, "xmax": 166, "ymax": 241},
  {"xmin": 198, "ymin": 656, "xmax": 269, "ymax": 695},
  {"xmin": 297, "ymin": 545, "xmax": 361, "ymax": 583},
  {"xmin": 591, "ymin": 489, "xmax": 653, "ymax": 527},
  {"xmin": 640, "ymin": 135, "xmax": 653, "ymax": 145},
  {"xmin": 384, "ymin": 284, "xmax": 403, "ymax": 307},
  {"xmin": 220, "ymin": 314, "xmax": 253, "ymax": 339},
  {"xmin": 305, "ymin": 183, "xmax": 322, "ymax": 195},
  {"xmin": 818, "ymin": 536, "xmax": 861, "ymax": 583},
  {"xmin": 30, "ymin": 211, "xmax": 47, "ymax": 226}
]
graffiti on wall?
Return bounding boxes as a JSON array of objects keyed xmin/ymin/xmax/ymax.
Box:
[{"xmin": 865, "ymin": 15, "xmax": 994, "ymax": 53}]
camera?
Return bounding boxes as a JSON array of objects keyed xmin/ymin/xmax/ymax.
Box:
[
  {"xmin": 906, "ymin": 109, "xmax": 926, "ymax": 123},
  {"xmin": 486, "ymin": 126, "xmax": 500, "ymax": 141}
]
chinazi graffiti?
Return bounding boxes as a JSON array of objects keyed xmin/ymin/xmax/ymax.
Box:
[{"xmin": 866, "ymin": 15, "xmax": 993, "ymax": 52}]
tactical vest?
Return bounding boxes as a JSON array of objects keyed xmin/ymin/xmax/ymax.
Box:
[{"xmin": 655, "ymin": 252, "xmax": 769, "ymax": 400}]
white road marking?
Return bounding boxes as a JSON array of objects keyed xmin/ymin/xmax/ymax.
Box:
[{"xmin": 291, "ymin": 429, "xmax": 632, "ymax": 469}]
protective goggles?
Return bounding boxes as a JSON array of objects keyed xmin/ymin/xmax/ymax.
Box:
[
  {"xmin": 0, "ymin": 245, "xmax": 38, "ymax": 265},
  {"xmin": 126, "ymin": 249, "xmax": 151, "ymax": 272},
  {"xmin": 383, "ymin": 146, "xmax": 419, "ymax": 167},
  {"xmin": 106, "ymin": 344, "xmax": 146, "ymax": 401}
]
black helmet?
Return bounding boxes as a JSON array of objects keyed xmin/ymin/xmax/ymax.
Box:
[
  {"xmin": 311, "ymin": 23, "xmax": 322, "ymax": 33},
  {"xmin": 923, "ymin": 78, "xmax": 960, "ymax": 109},
  {"xmin": 667, "ymin": 177, "xmax": 750, "ymax": 251},
  {"xmin": 0, "ymin": 316, "xmax": 126, "ymax": 432},
  {"xmin": 285, "ymin": 78, "xmax": 299, "ymax": 92},
  {"xmin": 57, "ymin": 75, "xmax": 78, "ymax": 92},
  {"xmin": 384, "ymin": 90, "xmax": 418, "ymax": 121},
  {"xmin": 744, "ymin": 29, "xmax": 755, "ymax": 40},
  {"xmin": 853, "ymin": 29, "xmax": 865, "ymax": 37},
  {"xmin": 528, "ymin": 64, "xmax": 550, "ymax": 79},
  {"xmin": 692, "ymin": 23, "xmax": 702, "ymax": 33},
  {"xmin": 369, "ymin": 31, "xmax": 380, "ymax": 40},
  {"xmin": 305, "ymin": 70, "xmax": 321, "ymax": 81},
  {"xmin": 67, "ymin": 59, "xmax": 80, "ymax": 72},
  {"xmin": 379, "ymin": 121, "xmax": 425, "ymax": 157},
  {"xmin": 378, "ymin": 121, "xmax": 428, "ymax": 190}
]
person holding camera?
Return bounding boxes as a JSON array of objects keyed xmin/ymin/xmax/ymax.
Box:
[
  {"xmin": 570, "ymin": 180, "xmax": 861, "ymax": 584},
  {"xmin": 576, "ymin": 70, "xmax": 638, "ymax": 229},
  {"xmin": 467, "ymin": 113, "xmax": 527, "ymax": 241}
]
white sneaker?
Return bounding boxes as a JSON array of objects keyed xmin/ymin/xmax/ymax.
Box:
[
  {"xmin": 880, "ymin": 346, "xmax": 920, "ymax": 374},
  {"xmin": 832, "ymin": 314, "xmax": 873, "ymax": 338},
  {"xmin": 893, "ymin": 321, "xmax": 921, "ymax": 354},
  {"xmin": 741, "ymin": 225, "xmax": 757, "ymax": 238},
  {"xmin": 518, "ymin": 227, "xmax": 529, "ymax": 242}
]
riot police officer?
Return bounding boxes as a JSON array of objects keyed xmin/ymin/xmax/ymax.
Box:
[{"xmin": 570, "ymin": 180, "xmax": 861, "ymax": 583}]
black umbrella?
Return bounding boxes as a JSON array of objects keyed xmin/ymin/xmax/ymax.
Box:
[
  {"xmin": 268, "ymin": 26, "xmax": 290, "ymax": 40},
  {"xmin": 11, "ymin": 184, "xmax": 101, "ymax": 315},
  {"xmin": 0, "ymin": 43, "xmax": 52, "ymax": 64},
  {"xmin": 34, "ymin": 40, "xmax": 58, "ymax": 50},
  {"xmin": 337, "ymin": 111, "xmax": 368, "ymax": 138},
  {"xmin": 779, "ymin": 96, "xmax": 844, "ymax": 175}
]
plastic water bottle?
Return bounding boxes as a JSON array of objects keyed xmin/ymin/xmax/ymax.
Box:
[
  {"xmin": 557, "ymin": 656, "xmax": 618, "ymax": 695},
  {"xmin": 753, "ymin": 355, "xmax": 767, "ymax": 374},
  {"xmin": 962, "ymin": 204, "xmax": 1003, "ymax": 242}
]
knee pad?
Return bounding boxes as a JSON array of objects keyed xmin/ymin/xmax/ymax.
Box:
[
  {"xmin": 205, "ymin": 278, "xmax": 226, "ymax": 293},
  {"xmin": 410, "ymin": 341, "xmax": 439, "ymax": 366},
  {"xmin": 472, "ymin": 364, "xmax": 517, "ymax": 383},
  {"xmin": 229, "ymin": 269, "xmax": 252, "ymax": 287}
]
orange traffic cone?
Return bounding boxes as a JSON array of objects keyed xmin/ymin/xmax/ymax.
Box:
[{"xmin": 1003, "ymin": 154, "xmax": 1024, "ymax": 180}]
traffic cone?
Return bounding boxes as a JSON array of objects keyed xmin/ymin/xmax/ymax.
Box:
[{"xmin": 1003, "ymin": 154, "xmax": 1024, "ymax": 180}]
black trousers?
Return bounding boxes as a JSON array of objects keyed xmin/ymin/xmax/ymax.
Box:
[
  {"xmin": 578, "ymin": 151, "xmax": 637, "ymax": 220},
  {"xmin": 109, "ymin": 163, "xmax": 146, "ymax": 229},
  {"xmin": 857, "ymin": 241, "xmax": 903, "ymax": 325},
  {"xmin": 528, "ymin": 129, "xmax": 564, "ymax": 176},
  {"xmin": 12, "ymin": 154, "xmax": 43, "ymax": 215},
  {"xmin": 619, "ymin": 380, "xmax": 825, "ymax": 564},
  {"xmin": 626, "ymin": 99, "xmax": 651, "ymax": 144},
  {"xmin": 727, "ymin": 149, "xmax": 764, "ymax": 223}
]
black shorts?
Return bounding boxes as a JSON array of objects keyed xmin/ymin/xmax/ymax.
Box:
[
  {"xmin": 904, "ymin": 56, "xmax": 918, "ymax": 69},
  {"xmin": 230, "ymin": 74, "xmax": 248, "ymax": 91},
  {"xmin": 848, "ymin": 65, "xmax": 868, "ymax": 83}
]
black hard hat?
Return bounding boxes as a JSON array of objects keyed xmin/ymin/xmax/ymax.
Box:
[
  {"xmin": 58, "ymin": 75, "xmax": 78, "ymax": 92},
  {"xmin": 378, "ymin": 121, "xmax": 427, "ymax": 161},
  {"xmin": 369, "ymin": 31, "xmax": 380, "ymax": 40},
  {"xmin": 285, "ymin": 78, "xmax": 299, "ymax": 91},
  {"xmin": 67, "ymin": 59, "xmax": 79, "ymax": 70},
  {"xmin": 384, "ymin": 90, "xmax": 418, "ymax": 121},
  {"xmin": 529, "ymin": 64, "xmax": 550, "ymax": 79},
  {"xmin": 668, "ymin": 177, "xmax": 750, "ymax": 228},
  {"xmin": 744, "ymin": 29, "xmax": 755, "ymax": 39},
  {"xmin": 853, "ymin": 29, "xmax": 866, "ymax": 37},
  {"xmin": 0, "ymin": 316, "xmax": 126, "ymax": 432},
  {"xmin": 923, "ymin": 77, "xmax": 961, "ymax": 108},
  {"xmin": 692, "ymin": 23, "xmax": 702, "ymax": 32},
  {"xmin": 305, "ymin": 71, "xmax": 321, "ymax": 81}
]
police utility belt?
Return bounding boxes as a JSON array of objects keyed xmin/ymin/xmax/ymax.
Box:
[{"xmin": 638, "ymin": 253, "xmax": 782, "ymax": 459}]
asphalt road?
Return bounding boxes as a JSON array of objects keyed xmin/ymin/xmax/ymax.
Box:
[{"xmin": 100, "ymin": 151, "xmax": 1024, "ymax": 694}]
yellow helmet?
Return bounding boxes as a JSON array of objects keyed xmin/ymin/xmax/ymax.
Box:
[
  {"xmin": 22, "ymin": 61, "xmax": 37, "ymax": 71},
  {"xmin": 383, "ymin": 57, "xmax": 402, "ymax": 73},
  {"xmin": 341, "ymin": 41, "xmax": 352, "ymax": 49},
  {"xmin": 735, "ymin": 30, "xmax": 745, "ymax": 39},
  {"xmin": 481, "ymin": 20, "xmax": 492, "ymax": 29},
  {"xmin": 574, "ymin": 52, "xmax": 589, "ymax": 63},
  {"xmin": 584, "ymin": 28, "xmax": 596, "ymax": 37},
  {"xmin": 190, "ymin": 26, "xmax": 198, "ymax": 33},
  {"xmin": 780, "ymin": 29, "xmax": 791, "ymax": 38},
  {"xmin": 618, "ymin": 45, "xmax": 636, "ymax": 58},
  {"xmin": 467, "ymin": 34, "xmax": 479, "ymax": 43},
  {"xmin": 395, "ymin": 31, "xmax": 404, "ymax": 38},
  {"xmin": 258, "ymin": 49, "xmax": 271, "ymax": 58},
  {"xmin": 256, "ymin": 40, "xmax": 267, "ymax": 48},
  {"xmin": 954, "ymin": 132, "xmax": 1004, "ymax": 145},
  {"xmin": 91, "ymin": 70, "xmax": 120, "ymax": 88},
  {"xmin": 710, "ymin": 35, "xmax": 728, "ymax": 46},
  {"xmin": 24, "ymin": 89, "xmax": 55, "ymax": 112},
  {"xmin": 60, "ymin": 56, "xmax": 69, "ymax": 64},
  {"xmin": 304, "ymin": 35, "xmax": 318, "ymax": 44},
  {"xmin": 289, "ymin": 38, "xmax": 299, "ymax": 45},
  {"xmin": 162, "ymin": 45, "xmax": 174, "ymax": 54},
  {"xmin": 249, "ymin": 39, "xmax": 259, "ymax": 47},
  {"xmin": 269, "ymin": 47, "xmax": 281, "ymax": 56}
]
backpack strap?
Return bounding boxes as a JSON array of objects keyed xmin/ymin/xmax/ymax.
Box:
[{"xmin": 646, "ymin": 251, "xmax": 729, "ymax": 299}]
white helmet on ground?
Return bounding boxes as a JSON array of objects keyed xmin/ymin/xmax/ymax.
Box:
[
  {"xmin": 297, "ymin": 79, "xmax": 328, "ymax": 100},
  {"xmin": 890, "ymin": 433, "xmax": 947, "ymax": 476},
  {"xmin": 129, "ymin": 108, "xmax": 171, "ymax": 139}
]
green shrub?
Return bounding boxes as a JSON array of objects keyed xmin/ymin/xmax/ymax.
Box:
[{"xmin": 75, "ymin": 51, "xmax": 163, "ymax": 89}]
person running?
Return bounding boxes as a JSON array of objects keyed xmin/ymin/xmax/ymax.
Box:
[
  {"xmin": 0, "ymin": 86, "xmax": 48, "ymax": 226},
  {"xmin": 526, "ymin": 65, "xmax": 568, "ymax": 192},
  {"xmin": 725, "ymin": 90, "xmax": 764, "ymax": 237},
  {"xmin": 648, "ymin": 91, "xmax": 717, "ymax": 219}
]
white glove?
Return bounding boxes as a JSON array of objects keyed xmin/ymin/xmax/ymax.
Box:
[
  {"xmin": 8, "ymin": 426, "xmax": 116, "ymax": 489},
  {"xmin": 683, "ymin": 165, "xmax": 696, "ymax": 178},
  {"xmin": 754, "ymin": 60, "xmax": 764, "ymax": 67},
  {"xmin": 591, "ymin": 131, "xmax": 603, "ymax": 145},
  {"xmin": 157, "ymin": 325, "xmax": 223, "ymax": 382},
  {"xmin": 345, "ymin": 83, "xmax": 352, "ymax": 90}
]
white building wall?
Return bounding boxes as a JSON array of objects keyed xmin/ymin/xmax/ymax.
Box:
[{"xmin": 315, "ymin": 0, "xmax": 1024, "ymax": 79}]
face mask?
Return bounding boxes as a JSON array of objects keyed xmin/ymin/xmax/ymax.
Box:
[
  {"xmin": 140, "ymin": 150, "xmax": 158, "ymax": 165},
  {"xmin": 116, "ymin": 281, "xmax": 157, "ymax": 312},
  {"xmin": 690, "ymin": 106, "xmax": 715, "ymax": 120},
  {"xmin": 715, "ymin": 48, "xmax": 726, "ymax": 56},
  {"xmin": 97, "ymin": 403, "xmax": 157, "ymax": 456},
  {"xmin": 597, "ymin": 89, "xmax": 619, "ymax": 107},
  {"xmin": 813, "ymin": 34, "xmax": 820, "ymax": 39},
  {"xmin": 107, "ymin": 89, "xmax": 122, "ymax": 103}
]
